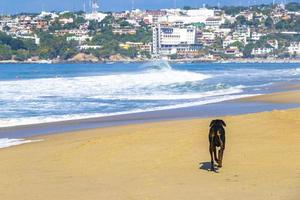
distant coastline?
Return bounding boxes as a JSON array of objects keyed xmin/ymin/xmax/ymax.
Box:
[{"xmin": 1, "ymin": 58, "xmax": 300, "ymax": 64}]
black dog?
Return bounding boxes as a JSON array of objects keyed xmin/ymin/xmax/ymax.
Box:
[{"xmin": 209, "ymin": 119, "xmax": 226, "ymax": 171}]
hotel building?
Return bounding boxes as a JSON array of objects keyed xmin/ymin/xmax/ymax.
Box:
[{"xmin": 152, "ymin": 25, "xmax": 201, "ymax": 56}]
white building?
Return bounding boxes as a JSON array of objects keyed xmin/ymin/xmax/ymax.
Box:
[
  {"xmin": 205, "ymin": 17, "xmax": 224, "ymax": 29},
  {"xmin": 288, "ymin": 42, "xmax": 300, "ymax": 55},
  {"xmin": 85, "ymin": 12, "xmax": 107, "ymax": 22},
  {"xmin": 59, "ymin": 18, "xmax": 74, "ymax": 25},
  {"xmin": 232, "ymin": 32, "xmax": 247, "ymax": 44},
  {"xmin": 152, "ymin": 25, "xmax": 201, "ymax": 56},
  {"xmin": 185, "ymin": 8, "xmax": 215, "ymax": 22},
  {"xmin": 157, "ymin": 8, "xmax": 215, "ymax": 24},
  {"xmin": 67, "ymin": 35, "xmax": 92, "ymax": 44},
  {"xmin": 68, "ymin": 29, "xmax": 89, "ymax": 36},
  {"xmin": 251, "ymin": 32, "xmax": 265, "ymax": 41},
  {"xmin": 38, "ymin": 11, "xmax": 59, "ymax": 19},
  {"xmin": 200, "ymin": 31, "xmax": 216, "ymax": 46},
  {"xmin": 225, "ymin": 46, "xmax": 243, "ymax": 57},
  {"xmin": 214, "ymin": 28, "xmax": 231, "ymax": 38},
  {"xmin": 252, "ymin": 48, "xmax": 273, "ymax": 56},
  {"xmin": 79, "ymin": 45, "xmax": 102, "ymax": 50}
]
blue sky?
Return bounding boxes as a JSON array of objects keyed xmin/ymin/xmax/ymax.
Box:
[{"xmin": 0, "ymin": 0, "xmax": 283, "ymax": 14}]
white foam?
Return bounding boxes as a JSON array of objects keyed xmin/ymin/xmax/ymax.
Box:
[
  {"xmin": 0, "ymin": 93, "xmax": 259, "ymax": 128},
  {"xmin": 0, "ymin": 68, "xmax": 211, "ymax": 101},
  {"xmin": 140, "ymin": 60, "xmax": 172, "ymax": 70},
  {"xmin": 212, "ymin": 67, "xmax": 300, "ymax": 79},
  {"xmin": 91, "ymin": 86, "xmax": 245, "ymax": 100},
  {"xmin": 0, "ymin": 138, "xmax": 43, "ymax": 149}
]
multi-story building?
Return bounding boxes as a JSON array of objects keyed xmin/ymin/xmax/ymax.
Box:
[
  {"xmin": 225, "ymin": 46, "xmax": 242, "ymax": 57},
  {"xmin": 288, "ymin": 42, "xmax": 300, "ymax": 55},
  {"xmin": 232, "ymin": 31, "xmax": 248, "ymax": 44},
  {"xmin": 214, "ymin": 28, "xmax": 231, "ymax": 38},
  {"xmin": 205, "ymin": 17, "xmax": 224, "ymax": 29},
  {"xmin": 59, "ymin": 18, "xmax": 74, "ymax": 25},
  {"xmin": 200, "ymin": 31, "xmax": 216, "ymax": 46},
  {"xmin": 152, "ymin": 25, "xmax": 201, "ymax": 56},
  {"xmin": 157, "ymin": 7, "xmax": 215, "ymax": 25},
  {"xmin": 120, "ymin": 42, "xmax": 152, "ymax": 53},
  {"xmin": 66, "ymin": 35, "xmax": 92, "ymax": 44},
  {"xmin": 252, "ymin": 48, "xmax": 274, "ymax": 56},
  {"xmin": 112, "ymin": 29, "xmax": 137, "ymax": 35},
  {"xmin": 250, "ymin": 32, "xmax": 265, "ymax": 41}
]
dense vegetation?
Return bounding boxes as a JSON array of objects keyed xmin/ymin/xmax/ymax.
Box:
[
  {"xmin": 0, "ymin": 13, "xmax": 152, "ymax": 61},
  {"xmin": 0, "ymin": 32, "xmax": 37, "ymax": 60},
  {"xmin": 0, "ymin": 2, "xmax": 299, "ymax": 61}
]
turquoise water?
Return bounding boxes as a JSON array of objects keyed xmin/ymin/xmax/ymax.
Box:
[{"xmin": 0, "ymin": 61, "xmax": 300, "ymax": 128}]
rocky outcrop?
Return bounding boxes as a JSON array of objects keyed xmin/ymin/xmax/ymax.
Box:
[{"xmin": 69, "ymin": 53, "xmax": 99, "ymax": 62}]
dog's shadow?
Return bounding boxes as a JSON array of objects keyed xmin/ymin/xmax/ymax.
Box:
[{"xmin": 199, "ymin": 162, "xmax": 219, "ymax": 173}]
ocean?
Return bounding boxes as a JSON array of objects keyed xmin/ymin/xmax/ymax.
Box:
[
  {"xmin": 0, "ymin": 61, "xmax": 300, "ymax": 147},
  {"xmin": 1, "ymin": 61, "xmax": 300, "ymax": 128}
]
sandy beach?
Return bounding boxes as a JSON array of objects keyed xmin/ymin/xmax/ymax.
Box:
[{"xmin": 0, "ymin": 90, "xmax": 300, "ymax": 200}]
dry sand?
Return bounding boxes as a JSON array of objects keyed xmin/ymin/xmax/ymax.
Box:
[{"xmin": 0, "ymin": 91, "xmax": 300, "ymax": 200}]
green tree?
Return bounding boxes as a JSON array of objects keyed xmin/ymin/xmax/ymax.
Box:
[
  {"xmin": 0, "ymin": 32, "xmax": 28, "ymax": 50},
  {"xmin": 170, "ymin": 54, "xmax": 178, "ymax": 60},
  {"xmin": 235, "ymin": 16, "xmax": 248, "ymax": 26},
  {"xmin": 243, "ymin": 43, "xmax": 255, "ymax": 58},
  {"xmin": 264, "ymin": 17, "xmax": 274, "ymax": 29},
  {"xmin": 37, "ymin": 32, "xmax": 78, "ymax": 59},
  {"xmin": 3, "ymin": 26, "xmax": 10, "ymax": 32},
  {"xmin": 59, "ymin": 12, "xmax": 76, "ymax": 19},
  {"xmin": 286, "ymin": 2, "xmax": 300, "ymax": 12},
  {"xmin": 183, "ymin": 6, "xmax": 192, "ymax": 10},
  {"xmin": 119, "ymin": 47, "xmax": 138, "ymax": 58},
  {"xmin": 74, "ymin": 16, "xmax": 86, "ymax": 25},
  {"xmin": 231, "ymin": 41, "xmax": 244, "ymax": 50},
  {"xmin": 0, "ymin": 44, "xmax": 12, "ymax": 60},
  {"xmin": 88, "ymin": 20, "xmax": 100, "ymax": 31},
  {"xmin": 14, "ymin": 50, "xmax": 30, "ymax": 61},
  {"xmin": 275, "ymin": 20, "xmax": 289, "ymax": 30},
  {"xmin": 120, "ymin": 20, "xmax": 131, "ymax": 27},
  {"xmin": 223, "ymin": 6, "xmax": 247, "ymax": 16},
  {"xmin": 63, "ymin": 23, "xmax": 77, "ymax": 30},
  {"xmin": 48, "ymin": 20, "xmax": 63, "ymax": 32}
]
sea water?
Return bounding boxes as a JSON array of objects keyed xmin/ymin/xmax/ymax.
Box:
[
  {"xmin": 0, "ymin": 61, "xmax": 300, "ymax": 147},
  {"xmin": 1, "ymin": 61, "xmax": 300, "ymax": 128}
]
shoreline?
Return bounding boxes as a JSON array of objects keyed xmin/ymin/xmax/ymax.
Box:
[
  {"xmin": 1, "ymin": 58, "xmax": 300, "ymax": 64},
  {"xmin": 1, "ymin": 89, "xmax": 300, "ymax": 139}
]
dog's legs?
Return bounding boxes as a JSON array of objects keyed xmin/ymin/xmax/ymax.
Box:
[
  {"xmin": 209, "ymin": 144, "xmax": 215, "ymax": 171},
  {"xmin": 213, "ymin": 148, "xmax": 219, "ymax": 163},
  {"xmin": 218, "ymin": 145, "xmax": 225, "ymax": 168},
  {"xmin": 216, "ymin": 132, "xmax": 224, "ymax": 168}
]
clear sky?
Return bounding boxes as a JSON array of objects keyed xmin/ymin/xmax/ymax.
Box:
[{"xmin": 0, "ymin": 0, "xmax": 285, "ymax": 14}]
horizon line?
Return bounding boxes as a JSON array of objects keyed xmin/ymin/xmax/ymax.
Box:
[{"xmin": 0, "ymin": 1, "xmax": 295, "ymax": 15}]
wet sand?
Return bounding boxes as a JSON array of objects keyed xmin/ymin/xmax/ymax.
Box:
[
  {"xmin": 0, "ymin": 90, "xmax": 300, "ymax": 200},
  {"xmin": 240, "ymin": 90, "xmax": 300, "ymax": 104}
]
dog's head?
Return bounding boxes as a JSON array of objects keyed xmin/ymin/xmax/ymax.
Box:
[{"xmin": 210, "ymin": 119, "xmax": 226, "ymax": 128}]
